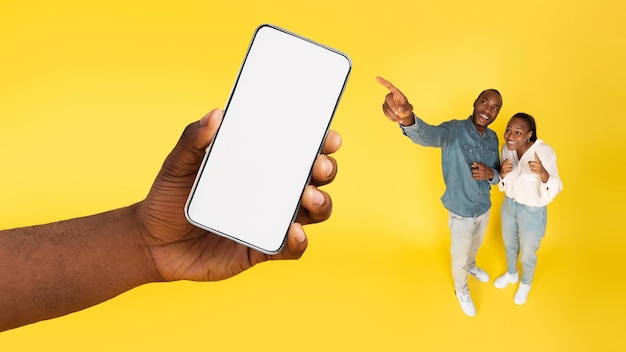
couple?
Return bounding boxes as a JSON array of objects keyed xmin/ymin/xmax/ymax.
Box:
[{"xmin": 377, "ymin": 77, "xmax": 563, "ymax": 317}]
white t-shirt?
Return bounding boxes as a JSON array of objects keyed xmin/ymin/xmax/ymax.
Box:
[{"xmin": 498, "ymin": 139, "xmax": 563, "ymax": 207}]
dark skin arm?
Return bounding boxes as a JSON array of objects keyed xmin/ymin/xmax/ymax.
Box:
[
  {"xmin": 378, "ymin": 76, "xmax": 494, "ymax": 181},
  {"xmin": 0, "ymin": 109, "xmax": 341, "ymax": 331}
]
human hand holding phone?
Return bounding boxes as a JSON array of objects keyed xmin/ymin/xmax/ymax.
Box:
[
  {"xmin": 0, "ymin": 110, "xmax": 341, "ymax": 331},
  {"xmin": 139, "ymin": 109, "xmax": 342, "ymax": 281}
]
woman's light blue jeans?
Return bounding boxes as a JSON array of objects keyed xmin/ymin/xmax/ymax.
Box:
[{"xmin": 501, "ymin": 196, "xmax": 547, "ymax": 285}]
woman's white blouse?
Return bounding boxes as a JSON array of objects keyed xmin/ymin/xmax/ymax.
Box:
[{"xmin": 498, "ymin": 139, "xmax": 563, "ymax": 207}]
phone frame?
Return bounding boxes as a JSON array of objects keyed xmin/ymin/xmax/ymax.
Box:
[{"xmin": 185, "ymin": 24, "xmax": 351, "ymax": 254}]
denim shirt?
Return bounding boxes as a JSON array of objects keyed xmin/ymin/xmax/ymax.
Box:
[{"xmin": 401, "ymin": 115, "xmax": 500, "ymax": 217}]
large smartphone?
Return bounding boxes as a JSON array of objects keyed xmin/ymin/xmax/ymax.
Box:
[{"xmin": 185, "ymin": 24, "xmax": 351, "ymax": 254}]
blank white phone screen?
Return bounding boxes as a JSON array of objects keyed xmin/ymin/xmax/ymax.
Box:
[{"xmin": 185, "ymin": 25, "xmax": 351, "ymax": 254}]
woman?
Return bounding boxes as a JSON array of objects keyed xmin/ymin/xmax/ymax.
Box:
[{"xmin": 493, "ymin": 112, "xmax": 563, "ymax": 305}]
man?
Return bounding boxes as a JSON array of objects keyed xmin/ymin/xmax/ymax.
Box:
[
  {"xmin": 0, "ymin": 108, "xmax": 341, "ymax": 331},
  {"xmin": 377, "ymin": 76, "xmax": 501, "ymax": 317}
]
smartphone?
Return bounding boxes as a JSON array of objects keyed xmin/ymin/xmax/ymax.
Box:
[{"xmin": 185, "ymin": 24, "xmax": 351, "ymax": 254}]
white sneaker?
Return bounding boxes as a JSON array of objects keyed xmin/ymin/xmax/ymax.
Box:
[
  {"xmin": 456, "ymin": 292, "xmax": 476, "ymax": 317},
  {"xmin": 468, "ymin": 267, "xmax": 490, "ymax": 283},
  {"xmin": 494, "ymin": 272, "xmax": 519, "ymax": 289},
  {"xmin": 514, "ymin": 283, "xmax": 531, "ymax": 305}
]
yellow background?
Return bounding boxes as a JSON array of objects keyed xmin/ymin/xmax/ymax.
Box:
[{"xmin": 1, "ymin": 0, "xmax": 624, "ymax": 351}]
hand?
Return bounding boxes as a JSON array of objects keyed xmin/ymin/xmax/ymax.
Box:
[
  {"xmin": 500, "ymin": 159, "xmax": 512, "ymax": 178},
  {"xmin": 529, "ymin": 152, "xmax": 549, "ymax": 183},
  {"xmin": 470, "ymin": 162, "xmax": 495, "ymax": 181},
  {"xmin": 137, "ymin": 109, "xmax": 341, "ymax": 282},
  {"xmin": 376, "ymin": 76, "xmax": 415, "ymax": 126}
]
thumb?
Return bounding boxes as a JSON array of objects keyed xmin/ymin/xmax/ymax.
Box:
[
  {"xmin": 534, "ymin": 151, "xmax": 540, "ymax": 162},
  {"xmin": 397, "ymin": 103, "xmax": 413, "ymax": 118},
  {"xmin": 194, "ymin": 108, "xmax": 224, "ymax": 150},
  {"xmin": 163, "ymin": 109, "xmax": 224, "ymax": 178}
]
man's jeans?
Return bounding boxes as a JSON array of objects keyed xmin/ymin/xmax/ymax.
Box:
[
  {"xmin": 501, "ymin": 196, "xmax": 547, "ymax": 285},
  {"xmin": 449, "ymin": 210, "xmax": 490, "ymax": 294}
]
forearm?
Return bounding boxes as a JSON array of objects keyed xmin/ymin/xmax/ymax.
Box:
[
  {"xmin": 400, "ymin": 115, "xmax": 445, "ymax": 147},
  {"xmin": 0, "ymin": 203, "xmax": 158, "ymax": 331}
]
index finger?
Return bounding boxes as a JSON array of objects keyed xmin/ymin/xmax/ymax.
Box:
[{"xmin": 376, "ymin": 76, "xmax": 401, "ymax": 94}]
